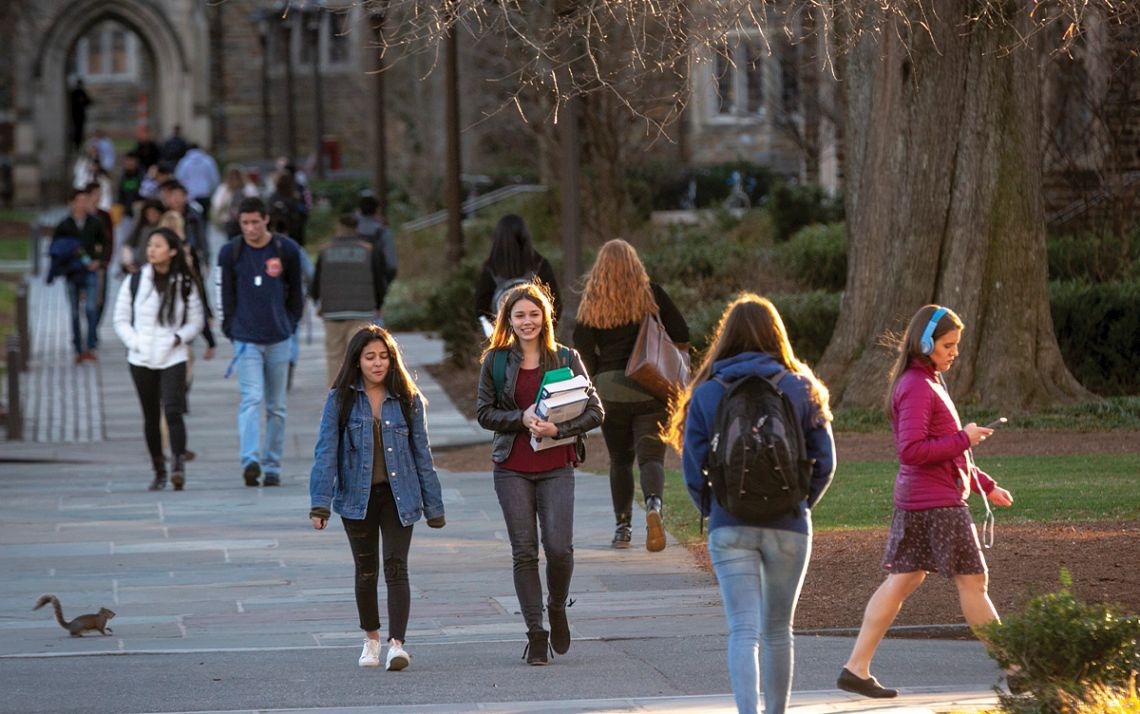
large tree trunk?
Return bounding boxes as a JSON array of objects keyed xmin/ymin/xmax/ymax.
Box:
[{"xmin": 818, "ymin": 1, "xmax": 1089, "ymax": 410}]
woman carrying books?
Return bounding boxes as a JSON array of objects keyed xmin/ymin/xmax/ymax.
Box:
[
  {"xmin": 475, "ymin": 282, "xmax": 603, "ymax": 665},
  {"xmin": 573, "ymin": 239, "xmax": 689, "ymax": 551}
]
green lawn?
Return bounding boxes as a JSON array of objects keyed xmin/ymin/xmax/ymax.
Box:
[
  {"xmin": 835, "ymin": 398, "xmax": 1140, "ymax": 431},
  {"xmin": 0, "ymin": 239, "xmax": 29, "ymax": 261},
  {"xmin": 646, "ymin": 453, "xmax": 1140, "ymax": 546}
]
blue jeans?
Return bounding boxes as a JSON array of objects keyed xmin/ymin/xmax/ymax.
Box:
[
  {"xmin": 708, "ymin": 525, "xmax": 812, "ymax": 714},
  {"xmin": 493, "ymin": 465, "xmax": 575, "ymax": 632},
  {"xmin": 235, "ymin": 338, "xmax": 291, "ymax": 475},
  {"xmin": 66, "ymin": 270, "xmax": 100, "ymax": 353}
]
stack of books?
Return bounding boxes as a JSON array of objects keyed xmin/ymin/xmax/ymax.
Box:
[{"xmin": 530, "ymin": 373, "xmax": 590, "ymax": 451}]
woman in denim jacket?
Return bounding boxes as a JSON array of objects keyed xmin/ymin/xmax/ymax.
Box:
[
  {"xmin": 309, "ymin": 325, "xmax": 446, "ymax": 672},
  {"xmin": 476, "ymin": 282, "xmax": 603, "ymax": 665},
  {"xmin": 665, "ymin": 294, "xmax": 835, "ymax": 714}
]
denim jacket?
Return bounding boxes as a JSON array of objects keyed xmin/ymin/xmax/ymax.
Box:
[
  {"xmin": 309, "ymin": 383, "xmax": 445, "ymax": 525},
  {"xmin": 475, "ymin": 345, "xmax": 604, "ymax": 464}
]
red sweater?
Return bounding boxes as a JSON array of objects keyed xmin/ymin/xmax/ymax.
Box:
[{"xmin": 891, "ymin": 359, "xmax": 995, "ymax": 511}]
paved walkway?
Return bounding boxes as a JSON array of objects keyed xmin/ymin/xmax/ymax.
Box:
[{"xmin": 0, "ymin": 229, "xmax": 1001, "ymax": 713}]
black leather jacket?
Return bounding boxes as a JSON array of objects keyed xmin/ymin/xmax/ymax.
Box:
[{"xmin": 476, "ymin": 345, "xmax": 604, "ymax": 464}]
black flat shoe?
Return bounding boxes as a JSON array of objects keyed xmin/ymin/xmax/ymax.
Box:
[{"xmin": 837, "ymin": 668, "xmax": 898, "ymax": 698}]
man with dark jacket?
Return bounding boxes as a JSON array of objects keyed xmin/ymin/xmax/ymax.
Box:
[
  {"xmin": 54, "ymin": 188, "xmax": 110, "ymax": 363},
  {"xmin": 217, "ymin": 197, "xmax": 304, "ymax": 487},
  {"xmin": 310, "ymin": 214, "xmax": 389, "ymax": 385},
  {"xmin": 356, "ymin": 193, "xmax": 397, "ymax": 283}
]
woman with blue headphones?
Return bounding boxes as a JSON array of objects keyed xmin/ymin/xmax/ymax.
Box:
[{"xmin": 836, "ymin": 305, "xmax": 1014, "ymax": 698}]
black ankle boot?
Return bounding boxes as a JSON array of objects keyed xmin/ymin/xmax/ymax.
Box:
[
  {"xmin": 547, "ymin": 599, "xmax": 573, "ymax": 655},
  {"xmin": 645, "ymin": 495, "xmax": 665, "ymax": 552},
  {"xmin": 523, "ymin": 629, "xmax": 550, "ymax": 665},
  {"xmin": 148, "ymin": 459, "xmax": 167, "ymax": 491},
  {"xmin": 612, "ymin": 513, "xmax": 632, "ymax": 549},
  {"xmin": 170, "ymin": 455, "xmax": 185, "ymax": 491}
]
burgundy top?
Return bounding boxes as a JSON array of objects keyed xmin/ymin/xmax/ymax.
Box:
[
  {"xmin": 891, "ymin": 359, "xmax": 995, "ymax": 511},
  {"xmin": 500, "ymin": 366, "xmax": 574, "ymax": 473}
]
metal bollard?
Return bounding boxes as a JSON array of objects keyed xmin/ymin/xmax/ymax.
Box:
[
  {"xmin": 15, "ymin": 279, "xmax": 29, "ymax": 372},
  {"xmin": 6, "ymin": 335, "xmax": 22, "ymax": 440}
]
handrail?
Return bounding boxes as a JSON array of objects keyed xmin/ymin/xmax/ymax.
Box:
[
  {"xmin": 399, "ymin": 184, "xmax": 548, "ymax": 233},
  {"xmin": 1046, "ymin": 170, "xmax": 1140, "ymax": 225}
]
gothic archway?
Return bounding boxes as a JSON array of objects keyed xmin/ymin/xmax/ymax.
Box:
[{"xmin": 29, "ymin": 0, "xmax": 207, "ymax": 198}]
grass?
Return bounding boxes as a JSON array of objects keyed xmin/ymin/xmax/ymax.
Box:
[
  {"xmin": 0, "ymin": 239, "xmax": 29, "ymax": 262},
  {"xmin": 650, "ymin": 453, "xmax": 1140, "ymax": 546},
  {"xmin": 834, "ymin": 397, "xmax": 1140, "ymax": 432}
]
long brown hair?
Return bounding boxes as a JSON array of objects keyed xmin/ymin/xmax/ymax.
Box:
[
  {"xmin": 332, "ymin": 325, "xmax": 422, "ymax": 430},
  {"xmin": 884, "ymin": 304, "xmax": 964, "ymax": 418},
  {"xmin": 664, "ymin": 293, "xmax": 832, "ymax": 452},
  {"xmin": 576, "ymin": 239, "xmax": 659, "ymax": 328},
  {"xmin": 480, "ymin": 282, "xmax": 562, "ymax": 371}
]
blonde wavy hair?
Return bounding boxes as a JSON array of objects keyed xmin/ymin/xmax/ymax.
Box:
[
  {"xmin": 158, "ymin": 210, "xmax": 185, "ymax": 239},
  {"xmin": 663, "ymin": 293, "xmax": 832, "ymax": 452},
  {"xmin": 577, "ymin": 239, "xmax": 658, "ymax": 329}
]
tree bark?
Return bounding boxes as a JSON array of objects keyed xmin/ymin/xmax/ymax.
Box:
[{"xmin": 818, "ymin": 1, "xmax": 1089, "ymax": 410}]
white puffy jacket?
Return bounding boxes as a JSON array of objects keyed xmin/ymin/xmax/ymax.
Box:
[{"xmin": 113, "ymin": 265, "xmax": 205, "ymax": 369}]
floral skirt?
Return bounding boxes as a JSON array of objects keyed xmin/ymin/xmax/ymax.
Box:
[{"xmin": 881, "ymin": 506, "xmax": 987, "ymax": 577}]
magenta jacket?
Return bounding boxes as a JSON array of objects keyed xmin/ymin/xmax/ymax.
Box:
[{"xmin": 891, "ymin": 359, "xmax": 995, "ymax": 511}]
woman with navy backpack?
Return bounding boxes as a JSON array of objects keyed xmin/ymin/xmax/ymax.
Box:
[
  {"xmin": 475, "ymin": 282, "xmax": 602, "ymax": 665},
  {"xmin": 665, "ymin": 293, "xmax": 835, "ymax": 714}
]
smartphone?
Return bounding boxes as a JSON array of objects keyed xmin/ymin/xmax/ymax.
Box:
[{"xmin": 985, "ymin": 417, "xmax": 1008, "ymax": 429}]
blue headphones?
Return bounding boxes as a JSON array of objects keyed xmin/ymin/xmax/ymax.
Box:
[{"xmin": 920, "ymin": 306, "xmax": 949, "ymax": 355}]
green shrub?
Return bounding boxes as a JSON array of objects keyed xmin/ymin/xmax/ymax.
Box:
[
  {"xmin": 1050, "ymin": 280, "xmax": 1140, "ymax": 395},
  {"xmin": 768, "ymin": 183, "xmax": 844, "ymax": 242},
  {"xmin": 769, "ymin": 291, "xmax": 841, "ymax": 365},
  {"xmin": 627, "ymin": 161, "xmax": 776, "ymax": 214},
  {"xmin": 383, "ymin": 279, "xmax": 435, "ymax": 331},
  {"xmin": 425, "ymin": 259, "xmax": 484, "ymax": 366},
  {"xmin": 977, "ymin": 573, "xmax": 1140, "ymax": 714},
  {"xmin": 774, "ymin": 222, "xmax": 847, "ymax": 291},
  {"xmin": 1047, "ymin": 230, "xmax": 1139, "ymax": 282}
]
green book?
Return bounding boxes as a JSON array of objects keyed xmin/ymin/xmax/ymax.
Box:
[{"xmin": 537, "ymin": 366, "xmax": 574, "ymax": 396}]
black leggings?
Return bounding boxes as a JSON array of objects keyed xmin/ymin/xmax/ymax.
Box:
[
  {"xmin": 129, "ymin": 363, "xmax": 187, "ymax": 464},
  {"xmin": 341, "ymin": 483, "xmax": 414, "ymax": 641},
  {"xmin": 600, "ymin": 399, "xmax": 668, "ymax": 518}
]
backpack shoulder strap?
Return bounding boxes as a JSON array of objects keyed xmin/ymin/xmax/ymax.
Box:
[
  {"xmin": 129, "ymin": 270, "xmax": 142, "ymax": 327},
  {"xmin": 229, "ymin": 235, "xmax": 244, "ymax": 265},
  {"xmin": 765, "ymin": 369, "xmax": 790, "ymax": 391},
  {"xmin": 558, "ymin": 345, "xmax": 570, "ymax": 367},
  {"xmin": 492, "ymin": 349, "xmax": 509, "ymax": 403}
]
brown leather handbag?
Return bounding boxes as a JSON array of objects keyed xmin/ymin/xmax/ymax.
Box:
[{"xmin": 625, "ymin": 313, "xmax": 690, "ymax": 401}]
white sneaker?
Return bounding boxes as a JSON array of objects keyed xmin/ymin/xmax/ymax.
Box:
[
  {"xmin": 385, "ymin": 639, "xmax": 410, "ymax": 671},
  {"xmin": 358, "ymin": 638, "xmax": 381, "ymax": 667}
]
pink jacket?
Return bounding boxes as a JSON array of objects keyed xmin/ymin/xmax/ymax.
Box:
[{"xmin": 891, "ymin": 359, "xmax": 994, "ymax": 511}]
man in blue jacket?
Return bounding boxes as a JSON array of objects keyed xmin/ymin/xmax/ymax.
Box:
[
  {"xmin": 53, "ymin": 188, "xmax": 110, "ymax": 364},
  {"xmin": 218, "ymin": 197, "xmax": 304, "ymax": 487}
]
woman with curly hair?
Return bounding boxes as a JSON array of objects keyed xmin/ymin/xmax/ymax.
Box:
[{"xmin": 573, "ymin": 239, "xmax": 689, "ymax": 551}]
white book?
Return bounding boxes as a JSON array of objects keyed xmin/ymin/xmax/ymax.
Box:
[
  {"xmin": 535, "ymin": 388, "xmax": 589, "ymax": 422},
  {"xmin": 539, "ymin": 374, "xmax": 590, "ymax": 399},
  {"xmin": 530, "ymin": 434, "xmax": 576, "ymax": 452}
]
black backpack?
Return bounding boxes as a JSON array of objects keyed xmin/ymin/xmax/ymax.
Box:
[
  {"xmin": 491, "ymin": 271, "xmax": 536, "ymax": 314},
  {"xmin": 702, "ymin": 370, "xmax": 812, "ymax": 524}
]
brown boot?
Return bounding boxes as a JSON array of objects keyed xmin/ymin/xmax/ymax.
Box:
[
  {"xmin": 170, "ymin": 455, "xmax": 185, "ymax": 491},
  {"xmin": 645, "ymin": 495, "xmax": 665, "ymax": 552}
]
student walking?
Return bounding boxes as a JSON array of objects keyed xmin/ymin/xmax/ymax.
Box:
[
  {"xmin": 474, "ymin": 215, "xmax": 561, "ymax": 324},
  {"xmin": 309, "ymin": 325, "xmax": 446, "ymax": 671},
  {"xmin": 112, "ymin": 228, "xmax": 205, "ymax": 491},
  {"xmin": 573, "ymin": 239, "xmax": 689, "ymax": 551},
  {"xmin": 665, "ymin": 294, "xmax": 835, "ymax": 714},
  {"xmin": 311, "ymin": 214, "xmax": 389, "ymax": 386},
  {"xmin": 54, "ymin": 188, "xmax": 110, "ymax": 363},
  {"xmin": 218, "ymin": 197, "xmax": 304, "ymax": 487},
  {"xmin": 837, "ymin": 305, "xmax": 1014, "ymax": 698},
  {"xmin": 475, "ymin": 283, "xmax": 603, "ymax": 665}
]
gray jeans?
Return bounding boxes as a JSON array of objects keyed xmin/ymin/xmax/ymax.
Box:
[{"xmin": 493, "ymin": 465, "xmax": 575, "ymax": 633}]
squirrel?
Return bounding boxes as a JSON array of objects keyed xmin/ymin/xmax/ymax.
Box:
[{"xmin": 33, "ymin": 594, "xmax": 115, "ymax": 637}]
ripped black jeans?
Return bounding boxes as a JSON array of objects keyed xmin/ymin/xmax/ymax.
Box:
[{"xmin": 341, "ymin": 483, "xmax": 414, "ymax": 641}]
